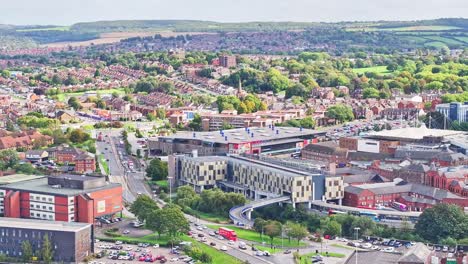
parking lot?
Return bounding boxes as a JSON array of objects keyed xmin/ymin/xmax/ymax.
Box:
[{"xmin": 91, "ymin": 241, "xmax": 189, "ymax": 264}]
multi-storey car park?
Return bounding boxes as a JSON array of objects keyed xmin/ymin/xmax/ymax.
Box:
[{"xmin": 149, "ymin": 126, "xmax": 326, "ymax": 156}]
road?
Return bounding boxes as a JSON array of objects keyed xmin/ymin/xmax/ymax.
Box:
[{"xmin": 96, "ymin": 129, "xmax": 150, "ymax": 204}]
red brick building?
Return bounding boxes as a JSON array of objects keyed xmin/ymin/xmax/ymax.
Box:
[
  {"xmin": 48, "ymin": 146, "xmax": 96, "ymax": 173},
  {"xmin": 339, "ymin": 137, "xmax": 358, "ymax": 151},
  {"xmin": 74, "ymin": 152, "xmax": 97, "ymax": 173},
  {"xmin": 301, "ymin": 142, "xmax": 348, "ymax": 165},
  {"xmin": 0, "ymin": 175, "xmax": 122, "ymax": 224},
  {"xmin": 344, "ymin": 180, "xmax": 468, "ymax": 211}
]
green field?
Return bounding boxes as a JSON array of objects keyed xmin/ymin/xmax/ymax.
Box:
[
  {"xmin": 54, "ymin": 88, "xmax": 127, "ymax": 102},
  {"xmin": 424, "ymin": 41, "xmax": 448, "ymax": 48},
  {"xmin": 453, "ymin": 36, "xmax": 468, "ymax": 43},
  {"xmin": 423, "ymin": 36, "xmax": 464, "ymax": 45},
  {"xmin": 379, "ymin": 25, "xmax": 461, "ymax": 31},
  {"xmin": 352, "ymin": 66, "xmax": 392, "ymax": 75},
  {"xmin": 206, "ymin": 225, "xmax": 306, "ymax": 247},
  {"xmin": 16, "ymin": 26, "xmax": 70, "ymax": 32}
]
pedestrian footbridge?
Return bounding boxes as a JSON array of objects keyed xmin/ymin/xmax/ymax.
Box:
[{"xmin": 229, "ymin": 196, "xmax": 291, "ymax": 227}]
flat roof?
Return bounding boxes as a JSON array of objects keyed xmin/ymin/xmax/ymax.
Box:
[
  {"xmin": 0, "ymin": 174, "xmax": 45, "ymax": 185},
  {"xmin": 0, "ymin": 217, "xmax": 91, "ymax": 232},
  {"xmin": 1, "ymin": 177, "xmax": 121, "ymax": 196},
  {"xmin": 157, "ymin": 126, "xmax": 324, "ymax": 144},
  {"xmin": 366, "ymin": 126, "xmax": 465, "ymax": 141}
]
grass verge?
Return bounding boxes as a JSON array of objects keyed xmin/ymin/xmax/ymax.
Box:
[
  {"xmin": 206, "ymin": 225, "xmax": 306, "ymax": 248},
  {"xmin": 185, "ymin": 237, "xmax": 242, "ymax": 264},
  {"xmin": 99, "ymin": 154, "xmax": 110, "ymax": 175},
  {"xmin": 298, "ymin": 251, "xmax": 346, "ymax": 264}
]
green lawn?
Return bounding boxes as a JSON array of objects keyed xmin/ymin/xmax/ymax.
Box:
[
  {"xmin": 54, "ymin": 88, "xmax": 127, "ymax": 102},
  {"xmin": 352, "ymin": 66, "xmax": 392, "ymax": 75},
  {"xmin": 206, "ymin": 225, "xmax": 306, "ymax": 247},
  {"xmin": 298, "ymin": 252, "xmax": 346, "ymax": 264},
  {"xmin": 187, "ymin": 209, "xmax": 230, "ymax": 224},
  {"xmin": 186, "ymin": 237, "xmax": 242, "ymax": 264}
]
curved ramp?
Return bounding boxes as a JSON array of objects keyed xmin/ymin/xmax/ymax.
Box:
[{"xmin": 229, "ymin": 196, "xmax": 290, "ymax": 227}]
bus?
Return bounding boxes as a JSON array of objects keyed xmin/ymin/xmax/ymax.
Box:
[
  {"xmin": 328, "ymin": 210, "xmax": 346, "ymax": 216},
  {"xmin": 359, "ymin": 212, "xmax": 380, "ymax": 222},
  {"xmin": 218, "ymin": 227, "xmax": 238, "ymax": 241},
  {"xmin": 391, "ymin": 202, "xmax": 407, "ymax": 211}
]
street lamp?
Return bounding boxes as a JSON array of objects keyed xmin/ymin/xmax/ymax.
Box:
[{"xmin": 354, "ymin": 227, "xmax": 360, "ymax": 264}]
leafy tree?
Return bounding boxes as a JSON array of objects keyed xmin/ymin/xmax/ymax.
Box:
[
  {"xmin": 0, "ymin": 149, "xmax": 20, "ymax": 171},
  {"xmin": 69, "ymin": 129, "xmax": 90, "ymax": 143},
  {"xmin": 21, "ymin": 240, "xmax": 33, "ymax": 262},
  {"xmin": 146, "ymin": 209, "xmax": 166, "ymax": 238},
  {"xmin": 175, "ymin": 185, "xmax": 197, "ymax": 208},
  {"xmin": 254, "ymin": 218, "xmax": 268, "ymax": 239},
  {"xmin": 146, "ymin": 159, "xmax": 168, "ymax": 181},
  {"xmin": 41, "ymin": 234, "xmax": 54, "ymax": 264},
  {"xmin": 325, "ymin": 220, "xmax": 342, "ymax": 237},
  {"xmin": 440, "ymin": 237, "xmax": 457, "ymax": 247},
  {"xmin": 188, "ymin": 114, "xmax": 202, "ymax": 131},
  {"xmin": 147, "ymin": 113, "xmax": 156, "ymax": 121},
  {"xmin": 362, "ymin": 87, "xmax": 380, "ymax": 99},
  {"xmin": 286, "ymin": 222, "xmax": 308, "ymax": 245},
  {"xmin": 68, "ymin": 97, "xmax": 82, "ymax": 110},
  {"xmin": 326, "ymin": 104, "xmax": 354, "ymax": 123},
  {"xmin": 264, "ymin": 68, "xmax": 290, "ymax": 93},
  {"xmin": 300, "ymin": 117, "xmax": 315, "ymax": 129},
  {"xmin": 15, "ymin": 163, "xmax": 36, "ymax": 174},
  {"xmin": 415, "ymin": 204, "xmax": 468, "ymax": 242},
  {"xmin": 264, "ymin": 220, "xmax": 282, "ymax": 247},
  {"xmin": 130, "ymin": 195, "xmax": 159, "ymax": 222},
  {"xmin": 162, "ymin": 205, "xmax": 190, "ymax": 240}
]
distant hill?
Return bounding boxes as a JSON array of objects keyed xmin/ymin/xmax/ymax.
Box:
[{"xmin": 70, "ymin": 20, "xmax": 323, "ymax": 33}]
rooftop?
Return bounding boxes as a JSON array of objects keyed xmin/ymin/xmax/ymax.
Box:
[
  {"xmin": 0, "ymin": 174, "xmax": 45, "ymax": 185},
  {"xmin": 0, "ymin": 217, "xmax": 91, "ymax": 232},
  {"xmin": 1, "ymin": 177, "xmax": 121, "ymax": 196},
  {"xmin": 157, "ymin": 126, "xmax": 324, "ymax": 144},
  {"xmin": 366, "ymin": 126, "xmax": 465, "ymax": 141}
]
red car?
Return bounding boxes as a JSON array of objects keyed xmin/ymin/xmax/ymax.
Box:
[{"xmin": 155, "ymin": 255, "xmax": 165, "ymax": 260}]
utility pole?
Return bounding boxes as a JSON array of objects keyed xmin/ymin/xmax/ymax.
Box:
[
  {"xmin": 429, "ymin": 115, "xmax": 432, "ymax": 129},
  {"xmin": 443, "ymin": 115, "xmax": 446, "ymax": 130}
]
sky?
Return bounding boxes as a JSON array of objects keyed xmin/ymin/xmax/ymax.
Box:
[{"xmin": 1, "ymin": 0, "xmax": 468, "ymax": 26}]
